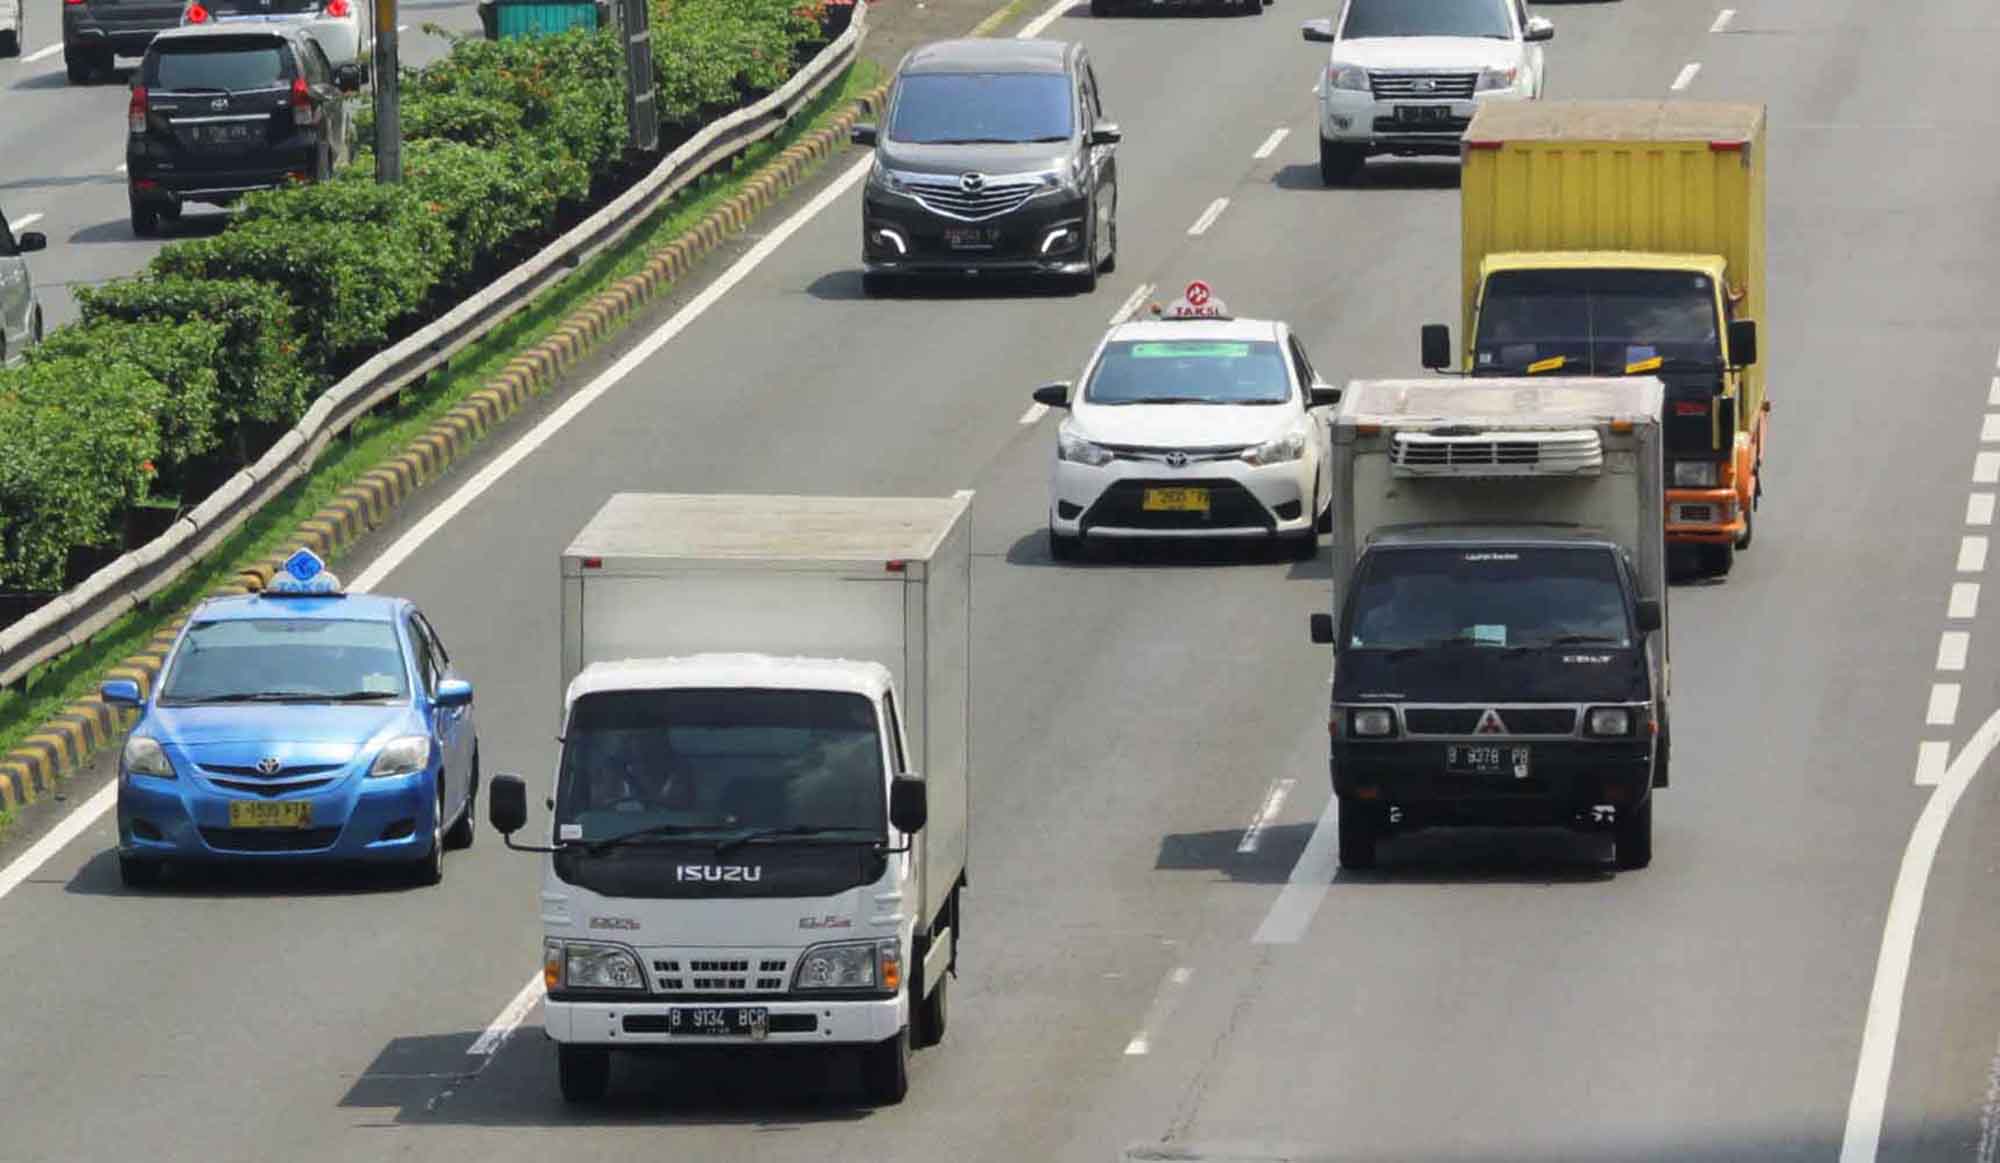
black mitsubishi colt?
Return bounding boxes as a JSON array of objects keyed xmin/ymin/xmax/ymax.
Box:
[{"xmin": 850, "ymin": 38, "xmax": 1122, "ymax": 296}]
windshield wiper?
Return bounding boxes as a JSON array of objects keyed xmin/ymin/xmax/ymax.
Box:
[
  {"xmin": 1106, "ymin": 396, "xmax": 1209, "ymax": 405},
  {"xmin": 170, "ymin": 690, "xmax": 353, "ymax": 704},
  {"xmin": 1542, "ymin": 633, "xmax": 1629, "ymax": 646},
  {"xmin": 923, "ymin": 137, "xmax": 1034, "ymax": 145},
  {"xmin": 578, "ymin": 822, "xmax": 729, "ymax": 855},
  {"xmin": 712, "ymin": 825, "xmax": 883, "ymax": 858}
]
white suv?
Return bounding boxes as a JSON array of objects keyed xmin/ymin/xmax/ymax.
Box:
[{"xmin": 1302, "ymin": 0, "xmax": 1550, "ymax": 185}]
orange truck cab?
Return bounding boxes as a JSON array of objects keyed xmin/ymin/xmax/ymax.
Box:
[{"xmin": 1419, "ymin": 100, "xmax": 1769, "ymax": 577}]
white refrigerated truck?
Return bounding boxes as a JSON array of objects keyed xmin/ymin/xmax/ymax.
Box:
[{"xmin": 487, "ymin": 491, "xmax": 972, "ymax": 1105}]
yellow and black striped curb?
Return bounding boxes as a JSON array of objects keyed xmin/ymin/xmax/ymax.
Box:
[{"xmin": 0, "ymin": 80, "xmax": 893, "ymax": 817}]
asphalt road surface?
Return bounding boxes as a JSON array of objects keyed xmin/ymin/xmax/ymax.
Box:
[
  {"xmin": 0, "ymin": 0, "xmax": 483, "ymax": 329},
  {"xmin": 5, "ymin": 0, "xmax": 2000, "ymax": 1160}
]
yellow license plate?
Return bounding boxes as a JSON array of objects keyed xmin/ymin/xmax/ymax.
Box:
[
  {"xmin": 227, "ymin": 800, "xmax": 312, "ymax": 829},
  {"xmin": 1142, "ymin": 487, "xmax": 1210, "ymax": 513}
]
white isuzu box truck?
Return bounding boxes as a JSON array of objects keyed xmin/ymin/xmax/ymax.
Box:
[{"xmin": 488, "ymin": 491, "xmax": 972, "ymax": 1105}]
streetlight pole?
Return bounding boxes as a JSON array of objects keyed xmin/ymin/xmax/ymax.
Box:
[{"xmin": 371, "ymin": 0, "xmax": 401, "ymax": 182}]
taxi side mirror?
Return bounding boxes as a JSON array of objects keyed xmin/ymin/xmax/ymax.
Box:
[
  {"xmin": 850, "ymin": 123, "xmax": 878, "ymax": 147},
  {"xmin": 1635, "ymin": 600, "xmax": 1663, "ymax": 635},
  {"xmin": 1309, "ymin": 612, "xmax": 1335, "ymax": 645},
  {"xmin": 1301, "ymin": 17, "xmax": 1334, "ymax": 42},
  {"xmin": 1727, "ymin": 319, "xmax": 1758, "ymax": 369},
  {"xmin": 101, "ymin": 678, "xmax": 144, "ymax": 706},
  {"xmin": 1033, "ymin": 382, "xmax": 1071, "ymax": 408},
  {"xmin": 489, "ymin": 773, "xmax": 528, "ymax": 835},
  {"xmin": 435, "ymin": 678, "xmax": 473, "ymax": 707},
  {"xmin": 890, "ymin": 775, "xmax": 928, "ymax": 834},
  {"xmin": 1308, "ymin": 384, "xmax": 1341, "ymax": 408},
  {"xmin": 1421, "ymin": 323, "xmax": 1452, "ymax": 370}
]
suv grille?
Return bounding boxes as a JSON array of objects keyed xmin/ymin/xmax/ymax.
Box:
[
  {"xmin": 903, "ymin": 176, "xmax": 1043, "ymax": 222},
  {"xmin": 1368, "ymin": 71, "xmax": 1479, "ymax": 99}
]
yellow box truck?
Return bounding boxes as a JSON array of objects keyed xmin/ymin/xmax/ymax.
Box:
[{"xmin": 1420, "ymin": 100, "xmax": 1767, "ymax": 577}]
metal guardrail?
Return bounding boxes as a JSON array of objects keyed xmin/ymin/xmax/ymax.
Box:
[{"xmin": 0, "ymin": 6, "xmax": 867, "ymax": 690}]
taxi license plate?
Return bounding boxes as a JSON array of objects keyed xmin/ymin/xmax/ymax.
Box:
[
  {"xmin": 1445, "ymin": 744, "xmax": 1530, "ymax": 778},
  {"xmin": 668, "ymin": 1007, "xmax": 769, "ymax": 1037},
  {"xmin": 1142, "ymin": 487, "xmax": 1210, "ymax": 513},
  {"xmin": 943, "ymin": 226, "xmax": 996, "ymax": 250},
  {"xmin": 1394, "ymin": 104, "xmax": 1452, "ymax": 124},
  {"xmin": 227, "ymin": 800, "xmax": 312, "ymax": 828}
]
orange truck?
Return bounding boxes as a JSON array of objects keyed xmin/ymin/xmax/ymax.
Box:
[{"xmin": 1420, "ymin": 100, "xmax": 1768, "ymax": 577}]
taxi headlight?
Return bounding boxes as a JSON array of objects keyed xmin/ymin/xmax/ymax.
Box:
[
  {"xmin": 123, "ymin": 735, "xmax": 176, "ymax": 779},
  {"xmin": 557, "ymin": 940, "xmax": 647, "ymax": 990},
  {"xmin": 794, "ymin": 939, "xmax": 900, "ymax": 992},
  {"xmin": 1242, "ymin": 429, "xmax": 1308, "ymax": 466},
  {"xmin": 1327, "ymin": 64, "xmax": 1370, "ymax": 92},
  {"xmin": 1585, "ymin": 708, "xmax": 1634, "ymax": 738},
  {"xmin": 367, "ymin": 734, "xmax": 431, "ymax": 778},
  {"xmin": 1058, "ymin": 428, "xmax": 1115, "ymax": 467},
  {"xmin": 1476, "ymin": 65, "xmax": 1521, "ymax": 92},
  {"xmin": 1672, "ymin": 460, "xmax": 1720, "ymax": 488}
]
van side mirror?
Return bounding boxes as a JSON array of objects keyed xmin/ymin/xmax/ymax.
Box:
[
  {"xmin": 1727, "ymin": 319, "xmax": 1758, "ymax": 369},
  {"xmin": 1635, "ymin": 600, "xmax": 1663, "ymax": 635},
  {"xmin": 1088, "ymin": 123, "xmax": 1122, "ymax": 147},
  {"xmin": 1032, "ymin": 382, "xmax": 1071, "ymax": 408},
  {"xmin": 1421, "ymin": 323, "xmax": 1452, "ymax": 370},
  {"xmin": 850, "ymin": 123, "xmax": 878, "ymax": 147},
  {"xmin": 1308, "ymin": 383, "xmax": 1342, "ymax": 408},
  {"xmin": 1301, "ymin": 17, "xmax": 1334, "ymax": 42},
  {"xmin": 17, "ymin": 232, "xmax": 46, "ymax": 253},
  {"xmin": 100, "ymin": 678, "xmax": 144, "ymax": 706},
  {"xmin": 489, "ymin": 773, "xmax": 528, "ymax": 835},
  {"xmin": 1309, "ymin": 612, "xmax": 1335, "ymax": 644},
  {"xmin": 334, "ymin": 63, "xmax": 362, "ymax": 93},
  {"xmin": 890, "ymin": 775, "xmax": 928, "ymax": 834}
]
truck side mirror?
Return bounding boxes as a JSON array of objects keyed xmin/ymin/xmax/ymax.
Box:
[
  {"xmin": 850, "ymin": 123, "xmax": 878, "ymax": 147},
  {"xmin": 1309, "ymin": 612, "xmax": 1335, "ymax": 644},
  {"xmin": 1032, "ymin": 382, "xmax": 1071, "ymax": 408},
  {"xmin": 1635, "ymin": 600, "xmax": 1663, "ymax": 634},
  {"xmin": 1727, "ymin": 319, "xmax": 1758, "ymax": 369},
  {"xmin": 489, "ymin": 773, "xmax": 529, "ymax": 835},
  {"xmin": 1421, "ymin": 323, "xmax": 1452, "ymax": 370},
  {"xmin": 890, "ymin": 775, "xmax": 928, "ymax": 834}
]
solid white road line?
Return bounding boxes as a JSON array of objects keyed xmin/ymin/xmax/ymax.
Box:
[
  {"xmin": 1019, "ymin": 402, "xmax": 1048, "ymax": 426},
  {"xmin": 1977, "ymin": 452, "xmax": 2000, "ymax": 484},
  {"xmin": 1710, "ymin": 8, "xmax": 1735, "ymax": 33},
  {"xmin": 1670, "ymin": 63, "xmax": 1702, "ymax": 92},
  {"xmin": 1109, "ymin": 281, "xmax": 1153, "ymax": 325},
  {"xmin": 0, "ymin": 783, "xmax": 117, "ymax": 903},
  {"xmin": 1961, "ymin": 536, "xmax": 1989, "ymax": 573},
  {"xmin": 1927, "ymin": 684, "xmax": 1961, "ymax": 727},
  {"xmin": 6, "ymin": 213, "xmax": 43, "ymax": 233},
  {"xmin": 1017, "ymin": 0, "xmax": 1075, "ymax": 38},
  {"xmin": 1237, "ymin": 778, "xmax": 1295, "ymax": 854},
  {"xmin": 1938, "ymin": 631, "xmax": 1970, "ymax": 672},
  {"xmin": 1914, "ymin": 741, "xmax": 1949, "ymax": 788},
  {"xmin": 1187, "ymin": 197, "xmax": 1229, "ymax": 237},
  {"xmin": 1253, "ymin": 127, "xmax": 1291, "ymax": 160},
  {"xmin": 1951, "ymin": 583, "xmax": 1981, "ymax": 620},
  {"xmin": 1122, "ymin": 966, "xmax": 1192, "ymax": 1056},
  {"xmin": 21, "ymin": 42, "xmax": 64, "ymax": 65},
  {"xmin": 1970, "ymin": 494, "xmax": 1995, "ymax": 527},
  {"xmin": 469, "ymin": 974, "xmax": 545, "ymax": 1055},
  {"xmin": 349, "ymin": 156, "xmax": 874, "ymax": 592},
  {"xmin": 1253, "ymin": 793, "xmax": 1342, "ymax": 944},
  {"xmin": 1841, "ymin": 706, "xmax": 2000, "ymax": 1161}
]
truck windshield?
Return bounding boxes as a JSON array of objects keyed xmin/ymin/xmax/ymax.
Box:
[
  {"xmin": 1472, "ymin": 269, "xmax": 1722, "ymax": 376},
  {"xmin": 1085, "ymin": 339, "xmax": 1291, "ymax": 405},
  {"xmin": 554, "ymin": 688, "xmax": 886, "ymax": 842},
  {"xmin": 1345, "ymin": 547, "xmax": 1632, "ymax": 650}
]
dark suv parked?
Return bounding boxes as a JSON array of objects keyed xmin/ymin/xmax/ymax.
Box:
[
  {"xmin": 63, "ymin": 0, "xmax": 185, "ymax": 84},
  {"xmin": 851, "ymin": 38, "xmax": 1121, "ymax": 296},
  {"xmin": 126, "ymin": 24, "xmax": 359, "ymax": 236}
]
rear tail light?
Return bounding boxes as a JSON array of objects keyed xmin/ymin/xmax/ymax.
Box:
[
  {"xmin": 291, "ymin": 76, "xmax": 313, "ymax": 126},
  {"xmin": 1672, "ymin": 400, "xmax": 1709, "ymax": 416},
  {"xmin": 129, "ymin": 85, "xmax": 148, "ymax": 134},
  {"xmin": 65, "ymin": 0, "xmax": 85, "ymax": 6},
  {"xmin": 186, "ymin": 1, "xmax": 209, "ymax": 20},
  {"xmin": 324, "ymin": 0, "xmax": 350, "ymax": 15}
]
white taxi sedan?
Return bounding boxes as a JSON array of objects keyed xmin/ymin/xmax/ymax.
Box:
[{"xmin": 1034, "ymin": 290, "xmax": 1341, "ymax": 560}]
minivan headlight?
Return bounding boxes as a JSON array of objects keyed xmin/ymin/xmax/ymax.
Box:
[
  {"xmin": 1672, "ymin": 460, "xmax": 1720, "ymax": 488},
  {"xmin": 123, "ymin": 735, "xmax": 176, "ymax": 779},
  {"xmin": 867, "ymin": 161, "xmax": 909, "ymax": 195}
]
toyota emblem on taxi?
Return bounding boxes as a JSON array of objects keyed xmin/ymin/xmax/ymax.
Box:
[
  {"xmin": 959, "ymin": 172, "xmax": 985, "ymax": 192},
  {"xmin": 1165, "ymin": 451, "xmax": 1189, "ymax": 468},
  {"xmin": 256, "ymin": 757, "xmax": 282, "ymax": 775}
]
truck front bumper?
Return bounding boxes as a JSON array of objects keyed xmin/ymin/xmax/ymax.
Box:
[
  {"xmin": 1333, "ymin": 739, "xmax": 1653, "ymax": 829},
  {"xmin": 1666, "ymin": 486, "xmax": 1747, "ymax": 545},
  {"xmin": 545, "ymin": 994, "xmax": 907, "ymax": 1047}
]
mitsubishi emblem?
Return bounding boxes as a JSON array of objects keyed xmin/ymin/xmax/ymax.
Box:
[
  {"xmin": 256, "ymin": 756, "xmax": 282, "ymax": 775},
  {"xmin": 1473, "ymin": 709, "xmax": 1508, "ymax": 735},
  {"xmin": 1164, "ymin": 450, "xmax": 1189, "ymax": 468},
  {"xmin": 959, "ymin": 172, "xmax": 985, "ymax": 193}
]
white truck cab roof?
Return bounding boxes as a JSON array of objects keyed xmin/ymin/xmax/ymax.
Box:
[{"xmin": 566, "ymin": 654, "xmax": 895, "ymax": 706}]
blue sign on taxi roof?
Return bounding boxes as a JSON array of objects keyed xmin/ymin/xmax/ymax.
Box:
[{"xmin": 268, "ymin": 548, "xmax": 341, "ymax": 595}]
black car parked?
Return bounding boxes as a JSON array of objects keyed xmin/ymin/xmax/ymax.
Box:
[
  {"xmin": 63, "ymin": 0, "xmax": 186, "ymax": 84},
  {"xmin": 126, "ymin": 24, "xmax": 360, "ymax": 236},
  {"xmin": 850, "ymin": 38, "xmax": 1121, "ymax": 296}
]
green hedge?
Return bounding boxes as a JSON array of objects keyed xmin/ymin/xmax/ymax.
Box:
[{"xmin": 0, "ymin": 7, "xmax": 827, "ymax": 593}]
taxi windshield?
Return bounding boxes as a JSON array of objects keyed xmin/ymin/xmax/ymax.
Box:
[
  {"xmin": 1084, "ymin": 339, "xmax": 1291, "ymax": 405},
  {"xmin": 1472, "ymin": 269, "xmax": 1723, "ymax": 376},
  {"xmin": 1345, "ymin": 547, "xmax": 1632, "ymax": 650},
  {"xmin": 887, "ymin": 72, "xmax": 1074, "ymax": 144},
  {"xmin": 1340, "ymin": 0, "xmax": 1513, "ymax": 39},
  {"xmin": 158, "ymin": 618, "xmax": 409, "ymax": 704}
]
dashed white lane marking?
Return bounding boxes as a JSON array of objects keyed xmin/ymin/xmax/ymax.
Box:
[
  {"xmin": 469, "ymin": 975, "xmax": 545, "ymax": 1055},
  {"xmin": 1938, "ymin": 631, "xmax": 1970, "ymax": 672},
  {"xmin": 1951, "ymin": 582, "xmax": 1981, "ymax": 619},
  {"xmin": 1123, "ymin": 966, "xmax": 1193, "ymax": 1056},
  {"xmin": 22, "ymin": 42, "xmax": 64, "ymax": 64},
  {"xmin": 1254, "ymin": 792, "xmax": 1342, "ymax": 944},
  {"xmin": 1237, "ymin": 778, "xmax": 1295, "ymax": 854},
  {"xmin": 1983, "ymin": 414, "xmax": 2000, "ymax": 443},
  {"xmin": 6, "ymin": 213, "xmax": 43, "ymax": 233},
  {"xmin": 1927, "ymin": 683, "xmax": 1961, "ymax": 727},
  {"xmin": 1253, "ymin": 127, "xmax": 1291, "ymax": 160},
  {"xmin": 1970, "ymin": 493, "xmax": 1995, "ymax": 527},
  {"xmin": 0, "ymin": 783, "xmax": 118, "ymax": 903},
  {"xmin": 1914, "ymin": 741, "xmax": 1949, "ymax": 787},
  {"xmin": 1671, "ymin": 63, "xmax": 1702, "ymax": 91},
  {"xmin": 1109, "ymin": 280, "xmax": 1153, "ymax": 325},
  {"xmin": 1842, "ymin": 707, "xmax": 2000, "ymax": 1161},
  {"xmin": 1989, "ymin": 376, "xmax": 2000, "ymax": 405},
  {"xmin": 1017, "ymin": 0, "xmax": 1075, "ymax": 38},
  {"xmin": 397, "ymin": 23, "xmax": 409, "ymax": 31},
  {"xmin": 1978, "ymin": 452, "xmax": 2000, "ymax": 484},
  {"xmin": 1710, "ymin": 8, "xmax": 1735, "ymax": 33},
  {"xmin": 1187, "ymin": 197, "xmax": 1229, "ymax": 237},
  {"xmin": 1961, "ymin": 535, "xmax": 1989, "ymax": 573},
  {"xmin": 1019, "ymin": 402, "xmax": 1048, "ymax": 426},
  {"xmin": 115, "ymin": 163, "xmax": 128, "ymax": 175},
  {"xmin": 1978, "ymin": 1033, "xmax": 2000, "ymax": 1163}
]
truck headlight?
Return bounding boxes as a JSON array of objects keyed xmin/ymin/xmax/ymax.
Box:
[
  {"xmin": 1349, "ymin": 708, "xmax": 1396, "ymax": 737},
  {"xmin": 367, "ymin": 734, "xmax": 431, "ymax": 778},
  {"xmin": 1585, "ymin": 708, "xmax": 1635, "ymax": 738},
  {"xmin": 1672, "ymin": 460, "xmax": 1720, "ymax": 488},
  {"xmin": 1057, "ymin": 428, "xmax": 1115, "ymax": 467},
  {"xmin": 123, "ymin": 735, "xmax": 176, "ymax": 779},
  {"xmin": 552, "ymin": 939, "xmax": 647, "ymax": 990},
  {"xmin": 1475, "ymin": 65, "xmax": 1520, "ymax": 92},
  {"xmin": 794, "ymin": 938, "xmax": 900, "ymax": 992},
  {"xmin": 1242, "ymin": 428, "xmax": 1308, "ymax": 466},
  {"xmin": 1326, "ymin": 64, "xmax": 1369, "ymax": 92}
]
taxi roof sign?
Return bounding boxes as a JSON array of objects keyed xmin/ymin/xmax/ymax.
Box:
[
  {"xmin": 266, "ymin": 548, "xmax": 343, "ymax": 596},
  {"xmin": 1153, "ymin": 280, "xmax": 1231, "ymax": 320}
]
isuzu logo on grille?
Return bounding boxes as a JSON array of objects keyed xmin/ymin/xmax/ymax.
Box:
[
  {"xmin": 959, "ymin": 172, "xmax": 986, "ymax": 192},
  {"xmin": 1473, "ymin": 709, "xmax": 1508, "ymax": 735},
  {"xmin": 676, "ymin": 864, "xmax": 763, "ymax": 882},
  {"xmin": 256, "ymin": 756, "xmax": 282, "ymax": 775}
]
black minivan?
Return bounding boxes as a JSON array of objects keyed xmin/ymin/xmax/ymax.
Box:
[{"xmin": 850, "ymin": 38, "xmax": 1121, "ymax": 296}]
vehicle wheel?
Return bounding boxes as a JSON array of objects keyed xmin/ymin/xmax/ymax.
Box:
[
  {"xmin": 1048, "ymin": 523, "xmax": 1081, "ymax": 562},
  {"xmin": 118, "ymin": 855, "xmax": 163, "ymax": 887},
  {"xmin": 1336, "ymin": 797, "xmax": 1381, "ymax": 869},
  {"xmin": 1698, "ymin": 542, "xmax": 1735, "ymax": 577},
  {"xmin": 1614, "ymin": 795, "xmax": 1653, "ymax": 870},
  {"xmin": 1315, "ymin": 498, "xmax": 1334, "ymax": 534},
  {"xmin": 1735, "ymin": 501, "xmax": 1754, "ymax": 550},
  {"xmin": 1098, "ymin": 205, "xmax": 1117, "ymax": 274},
  {"xmin": 914, "ymin": 970, "xmax": 948, "ymax": 1048},
  {"xmin": 861, "ymin": 271, "xmax": 897, "ymax": 298},
  {"xmin": 1319, "ymin": 138, "xmax": 1363, "ymax": 186},
  {"xmin": 557, "ymin": 1045, "xmax": 611, "ymax": 1102},
  {"xmin": 131, "ymin": 200, "xmax": 161, "ymax": 238},
  {"xmin": 1073, "ymin": 227, "xmax": 1100, "ymax": 294},
  {"xmin": 1090, "ymin": 0, "xmax": 1114, "ymax": 14},
  {"xmin": 409, "ymin": 792, "xmax": 445, "ymax": 885},
  {"xmin": 160, "ymin": 201, "xmax": 183, "ymax": 223},
  {"xmin": 860, "ymin": 1028, "xmax": 911, "ymax": 1105},
  {"xmin": 443, "ymin": 753, "xmax": 477, "ymax": 851},
  {"xmin": 30, "ymin": 304, "xmax": 43, "ymax": 345},
  {"xmin": 65, "ymin": 50, "xmax": 90, "ymax": 83}
]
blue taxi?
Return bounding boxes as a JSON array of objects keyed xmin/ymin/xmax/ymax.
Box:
[{"xmin": 103, "ymin": 550, "xmax": 480, "ymax": 887}]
